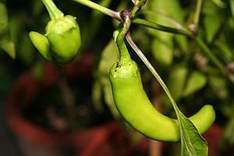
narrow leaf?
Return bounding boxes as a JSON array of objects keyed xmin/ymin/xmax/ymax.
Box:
[
  {"xmin": 167, "ymin": 65, "xmax": 188, "ymax": 101},
  {"xmin": 183, "ymin": 71, "xmax": 207, "ymax": 97}
]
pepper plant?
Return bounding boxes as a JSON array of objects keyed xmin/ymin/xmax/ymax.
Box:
[{"xmin": 1, "ymin": 0, "xmax": 234, "ymax": 155}]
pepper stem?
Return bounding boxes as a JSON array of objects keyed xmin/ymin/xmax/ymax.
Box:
[
  {"xmin": 115, "ymin": 10, "xmax": 132, "ymax": 62},
  {"xmin": 115, "ymin": 0, "xmax": 147, "ymax": 62},
  {"xmin": 42, "ymin": 0, "xmax": 64, "ymax": 20}
]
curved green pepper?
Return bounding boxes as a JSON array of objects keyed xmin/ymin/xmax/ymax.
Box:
[{"xmin": 109, "ymin": 52, "xmax": 215, "ymax": 142}]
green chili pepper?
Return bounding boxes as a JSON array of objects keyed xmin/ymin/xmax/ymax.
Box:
[
  {"xmin": 29, "ymin": 0, "xmax": 81, "ymax": 65},
  {"xmin": 109, "ymin": 41, "xmax": 215, "ymax": 142}
]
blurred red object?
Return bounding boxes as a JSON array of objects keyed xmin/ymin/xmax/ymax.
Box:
[
  {"xmin": 5, "ymin": 55, "xmax": 150, "ymax": 156},
  {"xmin": 203, "ymin": 124, "xmax": 224, "ymax": 156}
]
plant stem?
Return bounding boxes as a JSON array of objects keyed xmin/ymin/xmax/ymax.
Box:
[
  {"xmin": 131, "ymin": 0, "xmax": 147, "ymax": 17},
  {"xmin": 195, "ymin": 37, "xmax": 226, "ymax": 73},
  {"xmin": 132, "ymin": 17, "xmax": 192, "ymax": 36},
  {"xmin": 193, "ymin": 0, "xmax": 203, "ymax": 25},
  {"xmin": 42, "ymin": 0, "xmax": 64, "ymax": 20},
  {"xmin": 187, "ymin": 0, "xmax": 203, "ymax": 36},
  {"xmin": 73, "ymin": 0, "xmax": 121, "ymax": 20}
]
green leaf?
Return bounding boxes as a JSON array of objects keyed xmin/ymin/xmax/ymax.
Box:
[
  {"xmin": 203, "ymin": 15, "xmax": 222, "ymax": 43},
  {"xmin": 0, "ymin": 2, "xmax": 8, "ymax": 35},
  {"xmin": 167, "ymin": 64, "xmax": 188, "ymax": 101},
  {"xmin": 175, "ymin": 35, "xmax": 188, "ymax": 53},
  {"xmin": 211, "ymin": 0, "xmax": 227, "ymax": 8},
  {"xmin": 231, "ymin": 0, "xmax": 234, "ymax": 19},
  {"xmin": 202, "ymin": 0, "xmax": 224, "ymax": 43},
  {"xmin": 0, "ymin": 2, "xmax": 16, "ymax": 58},
  {"xmin": 214, "ymin": 40, "xmax": 233, "ymax": 62},
  {"xmin": 145, "ymin": 0, "xmax": 185, "ymax": 25},
  {"xmin": 179, "ymin": 112, "xmax": 208, "ymax": 156},
  {"xmin": 209, "ymin": 75, "xmax": 228, "ymax": 99},
  {"xmin": 183, "ymin": 71, "xmax": 207, "ymax": 97},
  {"xmin": 151, "ymin": 38, "xmax": 173, "ymax": 67},
  {"xmin": 0, "ymin": 38, "xmax": 15, "ymax": 58}
]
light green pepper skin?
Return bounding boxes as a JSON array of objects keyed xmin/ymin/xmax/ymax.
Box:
[
  {"xmin": 109, "ymin": 58, "xmax": 215, "ymax": 142},
  {"xmin": 30, "ymin": 15, "xmax": 81, "ymax": 65},
  {"xmin": 45, "ymin": 15, "xmax": 81, "ymax": 64}
]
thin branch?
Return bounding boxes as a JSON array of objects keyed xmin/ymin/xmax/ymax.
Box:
[{"xmin": 73, "ymin": 0, "xmax": 121, "ymax": 20}]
